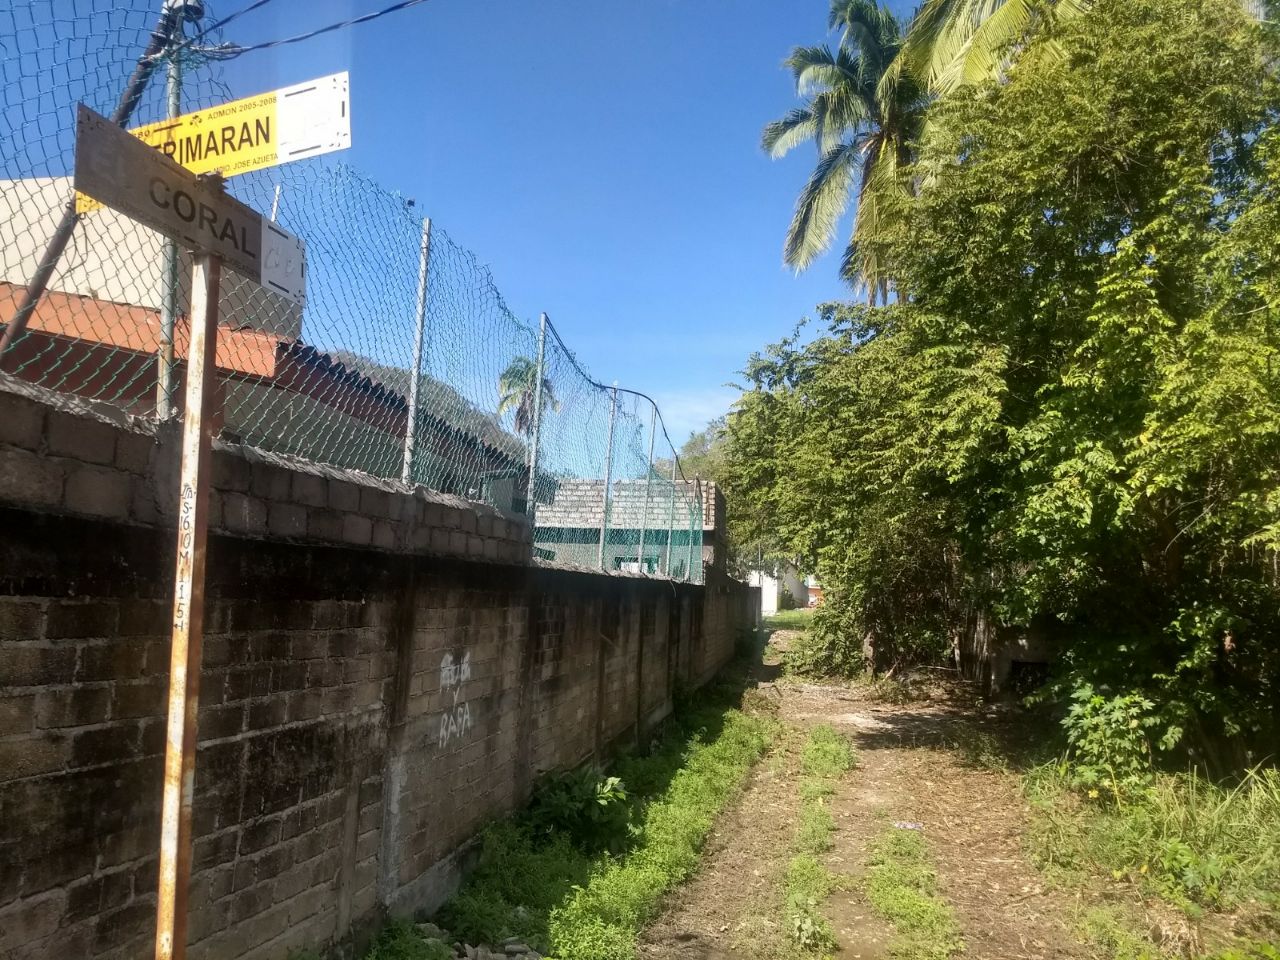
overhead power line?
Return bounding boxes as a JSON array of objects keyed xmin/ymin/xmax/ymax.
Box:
[{"xmin": 183, "ymin": 0, "xmax": 433, "ymax": 61}]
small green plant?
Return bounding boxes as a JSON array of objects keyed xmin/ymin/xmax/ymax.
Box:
[
  {"xmin": 1074, "ymin": 905, "xmax": 1160, "ymax": 960},
  {"xmin": 438, "ymin": 692, "xmax": 777, "ymax": 960},
  {"xmin": 784, "ymin": 853, "xmax": 838, "ymax": 952},
  {"xmin": 527, "ymin": 768, "xmax": 630, "ymax": 853},
  {"xmin": 779, "ymin": 588, "xmax": 798, "ymax": 611},
  {"xmin": 1061, "ymin": 685, "xmax": 1164, "ymax": 798},
  {"xmin": 864, "ymin": 827, "xmax": 962, "ymax": 960}
]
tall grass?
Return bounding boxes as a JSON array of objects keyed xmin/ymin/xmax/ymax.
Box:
[{"xmin": 1027, "ymin": 765, "xmax": 1280, "ymax": 916}]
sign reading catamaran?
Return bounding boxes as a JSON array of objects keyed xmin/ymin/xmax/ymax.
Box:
[
  {"xmin": 75, "ymin": 72, "xmax": 350, "ymax": 213},
  {"xmin": 132, "ymin": 71, "xmax": 350, "ymax": 177}
]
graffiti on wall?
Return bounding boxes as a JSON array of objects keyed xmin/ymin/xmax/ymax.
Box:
[{"xmin": 438, "ymin": 650, "xmax": 473, "ymax": 748}]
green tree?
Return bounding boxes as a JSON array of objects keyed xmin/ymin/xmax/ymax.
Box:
[
  {"xmin": 762, "ymin": 0, "xmax": 924, "ymax": 300},
  {"xmin": 733, "ymin": 0, "xmax": 1279, "ymax": 760},
  {"xmin": 497, "ymin": 356, "xmax": 558, "ymax": 436}
]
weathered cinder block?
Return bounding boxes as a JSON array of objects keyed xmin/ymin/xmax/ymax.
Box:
[
  {"xmin": 342, "ymin": 513, "xmax": 373, "ymax": 546},
  {"xmin": 0, "ymin": 599, "xmax": 44, "ymax": 641},
  {"xmin": 267, "ymin": 501, "xmax": 307, "ymax": 539},
  {"xmin": 0, "ymin": 395, "xmax": 44, "ymax": 450},
  {"xmin": 358, "ymin": 487, "xmax": 393, "ymax": 519},
  {"xmin": 0, "ymin": 445, "xmax": 65, "ymax": 508},
  {"xmin": 328, "ymin": 479, "xmax": 361, "ymax": 513},
  {"xmin": 113, "ymin": 431, "xmax": 155, "ymax": 474},
  {"xmin": 46, "ymin": 411, "xmax": 116, "ymax": 465},
  {"xmin": 249, "ymin": 462, "xmax": 292, "ymax": 501},
  {"xmin": 307, "ymin": 509, "xmax": 344, "ymax": 541},
  {"xmin": 212, "ymin": 451, "xmax": 252, "ymax": 493},
  {"xmin": 372, "ymin": 520, "xmax": 397, "ymax": 551},
  {"xmin": 292, "ymin": 473, "xmax": 328, "ymax": 508},
  {"xmin": 64, "ymin": 463, "xmax": 131, "ymax": 520},
  {"xmin": 221, "ymin": 492, "xmax": 269, "ymax": 537}
]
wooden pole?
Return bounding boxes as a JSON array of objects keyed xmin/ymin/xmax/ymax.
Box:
[{"xmin": 154, "ymin": 249, "xmax": 221, "ymax": 960}]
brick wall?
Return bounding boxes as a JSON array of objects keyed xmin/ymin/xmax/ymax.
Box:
[{"xmin": 0, "ymin": 379, "xmax": 754, "ymax": 960}]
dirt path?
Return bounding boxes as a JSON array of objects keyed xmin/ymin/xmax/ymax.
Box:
[{"xmin": 639, "ymin": 635, "xmax": 1093, "ymax": 960}]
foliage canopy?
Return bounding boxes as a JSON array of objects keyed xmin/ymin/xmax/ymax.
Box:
[{"xmin": 730, "ymin": 0, "xmax": 1280, "ymax": 764}]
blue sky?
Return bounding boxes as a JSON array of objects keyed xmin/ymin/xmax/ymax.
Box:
[{"xmin": 202, "ymin": 0, "xmax": 926, "ymax": 440}]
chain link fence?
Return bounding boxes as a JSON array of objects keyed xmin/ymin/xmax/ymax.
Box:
[{"xmin": 1, "ymin": 0, "xmax": 704, "ymax": 582}]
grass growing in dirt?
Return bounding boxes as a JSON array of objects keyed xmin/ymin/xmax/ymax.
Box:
[
  {"xmin": 434, "ymin": 679, "xmax": 777, "ymax": 960},
  {"xmin": 1026, "ymin": 764, "xmax": 1280, "ymax": 928},
  {"xmin": 763, "ymin": 608, "xmax": 815, "ymax": 632},
  {"xmin": 864, "ymin": 826, "xmax": 962, "ymax": 960},
  {"xmin": 801, "ymin": 724, "xmax": 858, "ymax": 779},
  {"xmin": 784, "ymin": 725, "xmax": 858, "ymax": 954}
]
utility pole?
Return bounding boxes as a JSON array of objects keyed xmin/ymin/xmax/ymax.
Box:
[
  {"xmin": 155, "ymin": 234, "xmax": 221, "ymax": 960},
  {"xmin": 598, "ymin": 384, "xmax": 618, "ymax": 570},
  {"xmin": 526, "ymin": 313, "xmax": 548, "ymax": 522},
  {"xmin": 401, "ymin": 217, "xmax": 432, "ymax": 484},
  {"xmin": 155, "ymin": 33, "xmax": 184, "ymax": 416}
]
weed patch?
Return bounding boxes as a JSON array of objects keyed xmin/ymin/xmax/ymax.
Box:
[
  {"xmin": 432, "ymin": 686, "xmax": 776, "ymax": 960},
  {"xmin": 363, "ymin": 921, "xmax": 453, "ymax": 960},
  {"xmin": 1025, "ymin": 764, "xmax": 1280, "ymax": 921},
  {"xmin": 783, "ymin": 725, "xmax": 857, "ymax": 955},
  {"xmin": 864, "ymin": 826, "xmax": 962, "ymax": 960},
  {"xmin": 801, "ymin": 724, "xmax": 858, "ymax": 779}
]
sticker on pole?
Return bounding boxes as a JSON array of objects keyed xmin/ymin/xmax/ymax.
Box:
[{"xmin": 76, "ymin": 72, "xmax": 350, "ymax": 213}]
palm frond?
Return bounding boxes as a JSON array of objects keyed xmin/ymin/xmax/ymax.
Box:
[
  {"xmin": 783, "ymin": 140, "xmax": 863, "ymax": 272},
  {"xmin": 896, "ymin": 0, "xmax": 1093, "ymax": 95},
  {"xmin": 762, "ymin": 108, "xmax": 820, "ymax": 158},
  {"xmin": 841, "ymin": 140, "xmax": 909, "ymax": 301}
]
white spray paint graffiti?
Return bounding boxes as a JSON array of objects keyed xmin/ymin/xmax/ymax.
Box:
[{"xmin": 438, "ymin": 650, "xmax": 473, "ymax": 748}]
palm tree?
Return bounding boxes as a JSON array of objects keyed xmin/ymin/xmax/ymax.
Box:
[
  {"xmin": 497, "ymin": 356, "xmax": 559, "ymax": 436},
  {"xmin": 892, "ymin": 0, "xmax": 1092, "ymax": 97},
  {"xmin": 763, "ymin": 0, "xmax": 925, "ymax": 302}
]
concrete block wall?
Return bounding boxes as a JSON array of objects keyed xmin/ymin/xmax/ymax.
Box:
[{"xmin": 0, "ymin": 379, "xmax": 756, "ymax": 960}]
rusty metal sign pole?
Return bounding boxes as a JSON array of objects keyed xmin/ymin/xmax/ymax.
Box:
[{"xmin": 155, "ymin": 245, "xmax": 222, "ymax": 960}]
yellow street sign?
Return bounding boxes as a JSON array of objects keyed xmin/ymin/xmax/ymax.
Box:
[{"xmin": 76, "ymin": 72, "xmax": 350, "ymax": 213}]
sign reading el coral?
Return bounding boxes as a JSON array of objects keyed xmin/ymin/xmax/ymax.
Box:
[{"xmin": 73, "ymin": 104, "xmax": 306, "ymax": 304}]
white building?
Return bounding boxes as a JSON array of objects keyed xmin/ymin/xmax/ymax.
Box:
[{"xmin": 747, "ymin": 564, "xmax": 808, "ymax": 617}]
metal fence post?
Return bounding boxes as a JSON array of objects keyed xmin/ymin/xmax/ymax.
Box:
[
  {"xmin": 636, "ymin": 403, "xmax": 656, "ymax": 573},
  {"xmin": 155, "ymin": 48, "xmax": 182, "ymax": 417},
  {"xmin": 598, "ymin": 384, "xmax": 618, "ymax": 570},
  {"xmin": 401, "ymin": 216, "xmax": 432, "ymax": 484},
  {"xmin": 663, "ymin": 460, "xmax": 677, "ymax": 576},
  {"xmin": 686, "ymin": 479, "xmax": 701, "ymax": 583},
  {"xmin": 526, "ymin": 312, "xmax": 548, "ymax": 523}
]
